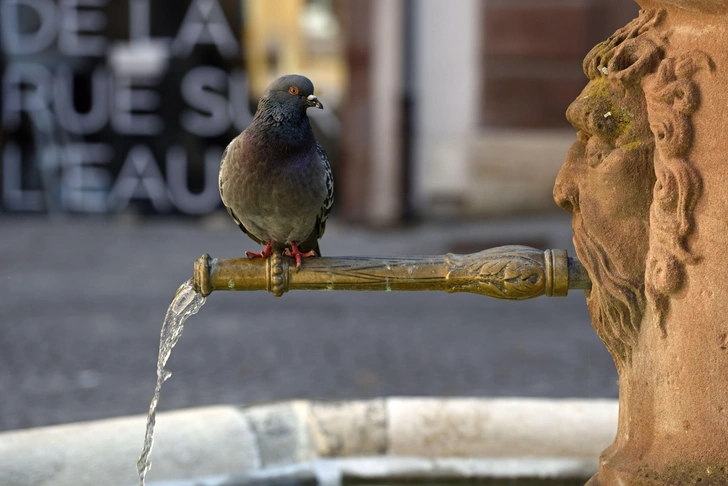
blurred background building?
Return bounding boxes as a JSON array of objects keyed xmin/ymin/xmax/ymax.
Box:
[
  {"xmin": 0, "ymin": 0, "xmax": 638, "ymax": 223},
  {"xmin": 0, "ymin": 0, "xmax": 642, "ymax": 434}
]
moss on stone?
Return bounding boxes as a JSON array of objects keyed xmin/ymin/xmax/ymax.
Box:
[{"xmin": 584, "ymin": 77, "xmax": 641, "ymax": 150}]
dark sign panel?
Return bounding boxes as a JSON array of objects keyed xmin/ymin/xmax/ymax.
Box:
[{"xmin": 0, "ymin": 0, "xmax": 249, "ymax": 214}]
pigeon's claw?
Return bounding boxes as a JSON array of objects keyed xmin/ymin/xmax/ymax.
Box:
[
  {"xmin": 246, "ymin": 241, "xmax": 273, "ymax": 259},
  {"xmin": 284, "ymin": 241, "xmax": 317, "ymax": 270}
]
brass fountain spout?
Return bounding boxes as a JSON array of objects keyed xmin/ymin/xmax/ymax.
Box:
[{"xmin": 193, "ymin": 246, "xmax": 590, "ymax": 299}]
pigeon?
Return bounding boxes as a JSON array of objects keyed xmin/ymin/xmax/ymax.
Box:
[{"xmin": 219, "ymin": 74, "xmax": 334, "ymax": 269}]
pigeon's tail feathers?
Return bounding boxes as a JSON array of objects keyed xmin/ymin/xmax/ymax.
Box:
[{"xmin": 298, "ymin": 229, "xmax": 322, "ymax": 257}]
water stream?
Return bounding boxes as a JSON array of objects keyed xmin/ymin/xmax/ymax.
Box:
[{"xmin": 137, "ymin": 278, "xmax": 206, "ymax": 486}]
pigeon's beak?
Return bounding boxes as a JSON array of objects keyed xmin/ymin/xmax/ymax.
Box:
[{"xmin": 307, "ymin": 94, "xmax": 323, "ymax": 110}]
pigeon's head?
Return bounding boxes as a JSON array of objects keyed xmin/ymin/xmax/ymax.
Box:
[{"xmin": 263, "ymin": 74, "xmax": 324, "ymax": 112}]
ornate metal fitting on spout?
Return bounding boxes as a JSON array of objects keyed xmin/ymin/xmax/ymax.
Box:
[{"xmin": 194, "ymin": 245, "xmax": 590, "ymax": 299}]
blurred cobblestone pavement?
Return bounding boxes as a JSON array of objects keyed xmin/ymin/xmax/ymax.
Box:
[{"xmin": 0, "ymin": 213, "xmax": 618, "ymax": 432}]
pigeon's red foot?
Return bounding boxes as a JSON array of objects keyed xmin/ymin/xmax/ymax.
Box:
[
  {"xmin": 246, "ymin": 241, "xmax": 273, "ymax": 259},
  {"xmin": 284, "ymin": 241, "xmax": 316, "ymax": 269}
]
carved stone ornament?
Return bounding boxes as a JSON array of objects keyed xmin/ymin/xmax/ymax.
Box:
[
  {"xmin": 556, "ymin": 6, "xmax": 713, "ymax": 367},
  {"xmin": 555, "ymin": 8, "xmax": 664, "ymax": 370},
  {"xmin": 645, "ymin": 49, "xmax": 713, "ymax": 333},
  {"xmin": 556, "ymin": 2, "xmax": 728, "ymax": 485}
]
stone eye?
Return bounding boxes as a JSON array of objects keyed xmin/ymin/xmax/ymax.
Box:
[{"xmin": 289, "ymin": 86, "xmax": 299, "ymax": 95}]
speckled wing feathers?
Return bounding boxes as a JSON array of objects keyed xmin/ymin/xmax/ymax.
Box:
[{"xmin": 316, "ymin": 142, "xmax": 334, "ymax": 239}]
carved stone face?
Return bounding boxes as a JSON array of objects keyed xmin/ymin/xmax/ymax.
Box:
[
  {"xmin": 554, "ymin": 77, "xmax": 655, "ymax": 367},
  {"xmin": 556, "ymin": 78, "xmax": 655, "ymax": 279}
]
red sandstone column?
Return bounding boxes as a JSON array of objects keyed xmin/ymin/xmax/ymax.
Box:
[{"xmin": 555, "ymin": 2, "xmax": 728, "ymax": 484}]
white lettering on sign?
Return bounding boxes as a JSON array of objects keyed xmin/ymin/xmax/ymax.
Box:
[
  {"xmin": 0, "ymin": 0, "xmax": 247, "ymax": 214},
  {"xmin": 58, "ymin": 142, "xmax": 114, "ymax": 212},
  {"xmin": 229, "ymin": 69, "xmax": 253, "ymax": 131},
  {"xmin": 166, "ymin": 145, "xmax": 222, "ymax": 214},
  {"xmin": 58, "ymin": 0, "xmax": 108, "ymax": 57},
  {"xmin": 129, "ymin": 0, "xmax": 152, "ymax": 42},
  {"xmin": 0, "ymin": 0, "xmax": 58, "ymax": 55},
  {"xmin": 181, "ymin": 66, "xmax": 231, "ymax": 137},
  {"xmin": 111, "ymin": 75, "xmax": 164, "ymax": 135},
  {"xmin": 2, "ymin": 62, "xmax": 55, "ymax": 133},
  {"xmin": 2, "ymin": 142, "xmax": 45, "ymax": 211},
  {"xmin": 173, "ymin": 0, "xmax": 238, "ymax": 58},
  {"xmin": 54, "ymin": 64, "xmax": 109, "ymax": 134},
  {"xmin": 107, "ymin": 144, "xmax": 171, "ymax": 212},
  {"xmin": 3, "ymin": 142, "xmax": 228, "ymax": 214}
]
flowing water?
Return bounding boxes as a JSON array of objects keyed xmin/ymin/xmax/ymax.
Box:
[{"xmin": 137, "ymin": 279, "xmax": 206, "ymax": 486}]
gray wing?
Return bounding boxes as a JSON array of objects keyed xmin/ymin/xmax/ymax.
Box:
[
  {"xmin": 219, "ymin": 136, "xmax": 265, "ymax": 245},
  {"xmin": 315, "ymin": 142, "xmax": 334, "ymax": 239},
  {"xmin": 292, "ymin": 143, "xmax": 334, "ymax": 257}
]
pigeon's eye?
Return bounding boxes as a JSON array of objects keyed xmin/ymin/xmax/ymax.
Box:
[{"xmin": 289, "ymin": 86, "xmax": 299, "ymax": 95}]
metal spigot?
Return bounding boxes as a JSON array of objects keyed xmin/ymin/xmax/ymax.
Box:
[{"xmin": 193, "ymin": 246, "xmax": 590, "ymax": 300}]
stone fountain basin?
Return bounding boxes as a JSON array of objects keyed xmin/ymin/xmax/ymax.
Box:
[{"xmin": 0, "ymin": 397, "xmax": 617, "ymax": 486}]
